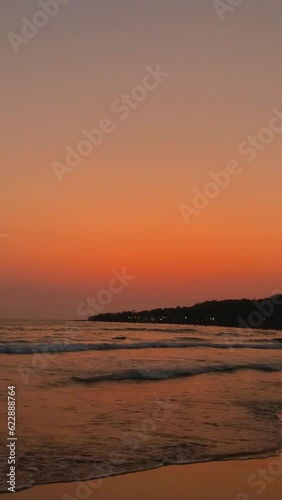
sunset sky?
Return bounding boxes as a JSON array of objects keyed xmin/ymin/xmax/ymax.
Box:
[{"xmin": 1, "ymin": 0, "xmax": 282, "ymax": 319}]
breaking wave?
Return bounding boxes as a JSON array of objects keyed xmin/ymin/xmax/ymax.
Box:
[
  {"xmin": 70, "ymin": 363, "xmax": 282, "ymax": 384},
  {"xmin": 1, "ymin": 340, "xmax": 282, "ymax": 354}
]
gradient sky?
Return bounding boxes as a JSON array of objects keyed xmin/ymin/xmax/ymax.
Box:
[{"xmin": 1, "ymin": 0, "xmax": 282, "ymax": 319}]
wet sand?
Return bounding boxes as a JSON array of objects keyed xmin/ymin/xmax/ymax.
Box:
[{"xmin": 1, "ymin": 456, "xmax": 282, "ymax": 500}]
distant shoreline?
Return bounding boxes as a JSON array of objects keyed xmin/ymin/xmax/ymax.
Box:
[
  {"xmin": 88, "ymin": 295, "xmax": 282, "ymax": 331},
  {"xmin": 88, "ymin": 319, "xmax": 282, "ymax": 332}
]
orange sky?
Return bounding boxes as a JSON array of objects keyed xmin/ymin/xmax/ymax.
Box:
[{"xmin": 1, "ymin": 1, "xmax": 282, "ymax": 318}]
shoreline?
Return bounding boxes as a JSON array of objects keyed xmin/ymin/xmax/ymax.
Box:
[
  {"xmin": 2, "ymin": 455, "xmax": 282, "ymax": 500},
  {"xmin": 86, "ymin": 319, "xmax": 282, "ymax": 332},
  {"xmin": 87, "ymin": 294, "xmax": 282, "ymax": 331},
  {"xmin": 3, "ymin": 446, "xmax": 282, "ymax": 495}
]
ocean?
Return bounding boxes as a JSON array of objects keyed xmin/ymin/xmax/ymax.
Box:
[{"xmin": 0, "ymin": 320, "xmax": 282, "ymax": 492}]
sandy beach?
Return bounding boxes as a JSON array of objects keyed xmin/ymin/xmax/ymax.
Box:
[{"xmin": 1, "ymin": 457, "xmax": 282, "ymax": 500}]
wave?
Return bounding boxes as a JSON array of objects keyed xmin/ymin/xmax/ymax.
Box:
[
  {"xmin": 1, "ymin": 340, "xmax": 282, "ymax": 354},
  {"xmin": 97, "ymin": 326, "xmax": 197, "ymax": 333},
  {"xmin": 0, "ymin": 326, "xmax": 26, "ymax": 331},
  {"xmin": 1, "ymin": 444, "xmax": 281, "ymax": 494},
  {"xmin": 71, "ymin": 363, "xmax": 282, "ymax": 384}
]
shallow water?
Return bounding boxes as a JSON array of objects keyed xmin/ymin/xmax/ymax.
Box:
[{"xmin": 0, "ymin": 320, "xmax": 281, "ymax": 491}]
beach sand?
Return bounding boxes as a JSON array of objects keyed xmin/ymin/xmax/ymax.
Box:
[{"xmin": 2, "ymin": 457, "xmax": 282, "ymax": 500}]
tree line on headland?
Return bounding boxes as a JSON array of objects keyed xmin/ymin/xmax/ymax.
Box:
[{"xmin": 88, "ymin": 295, "xmax": 282, "ymax": 330}]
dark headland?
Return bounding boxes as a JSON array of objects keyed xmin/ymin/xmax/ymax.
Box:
[{"xmin": 88, "ymin": 295, "xmax": 282, "ymax": 330}]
